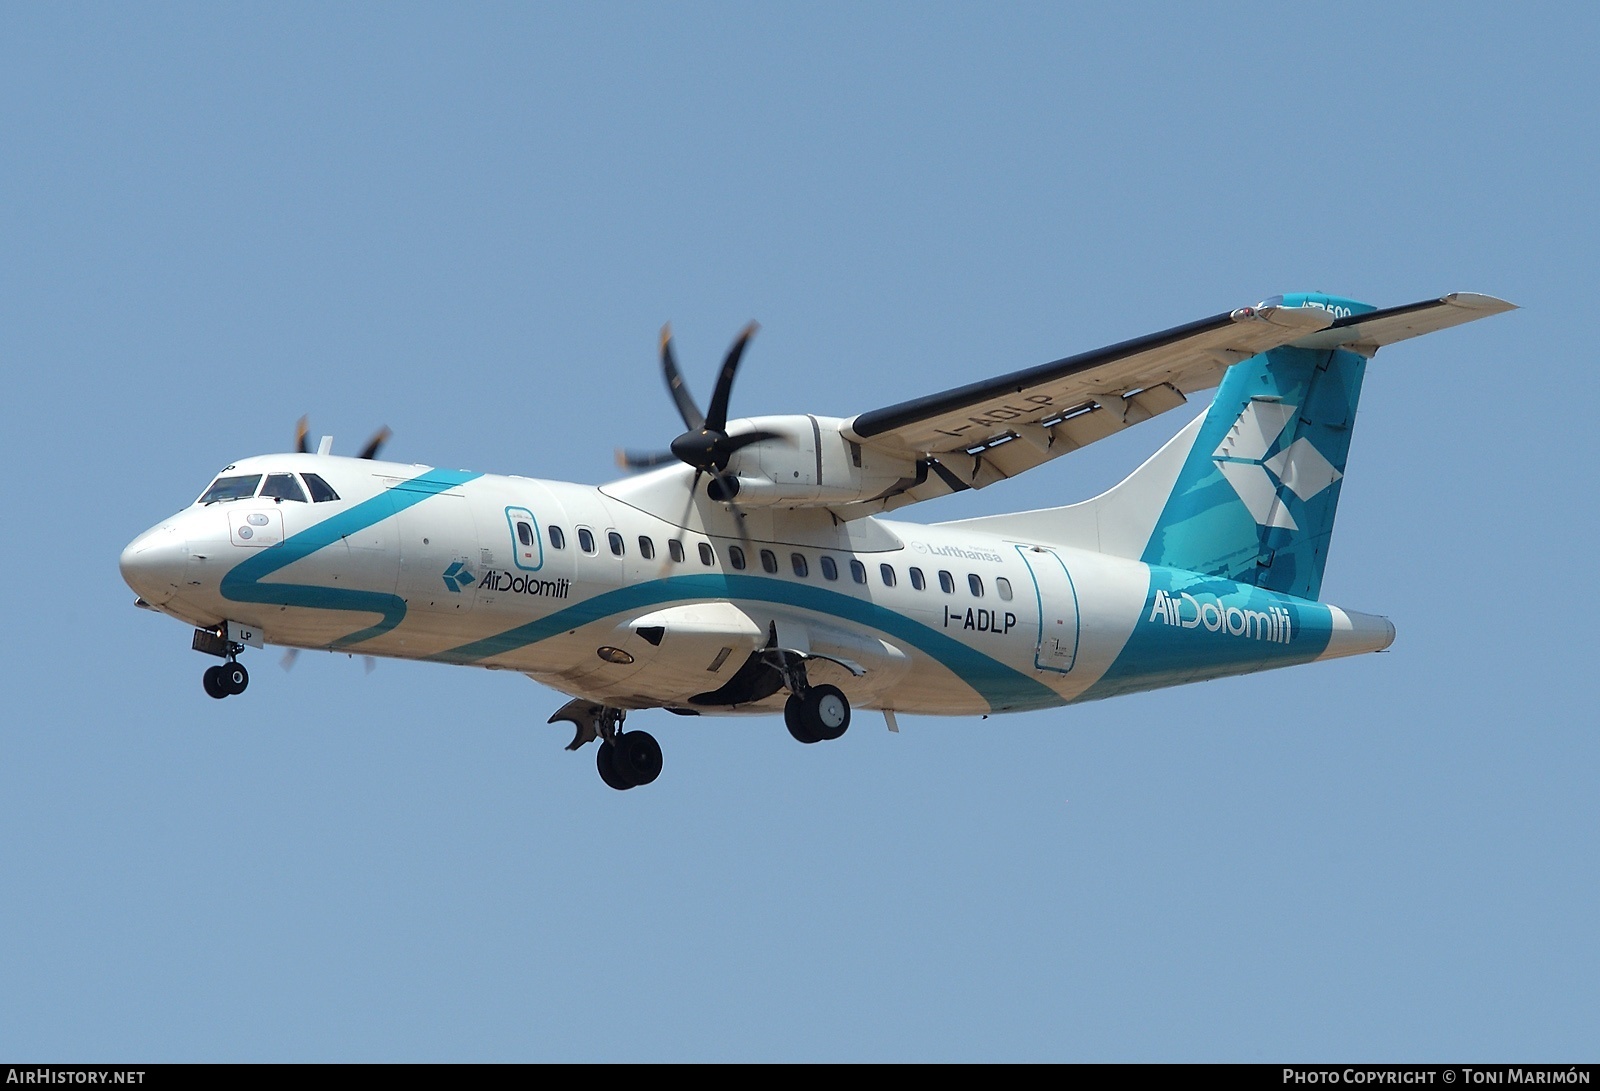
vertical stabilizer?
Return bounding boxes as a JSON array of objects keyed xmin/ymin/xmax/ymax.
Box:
[{"xmin": 1138, "ymin": 342, "xmax": 1367, "ymax": 600}]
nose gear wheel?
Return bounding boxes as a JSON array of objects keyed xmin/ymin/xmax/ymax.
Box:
[{"xmin": 202, "ymin": 659, "xmax": 249, "ymax": 699}]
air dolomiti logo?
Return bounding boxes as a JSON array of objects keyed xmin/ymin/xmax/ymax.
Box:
[
  {"xmin": 1147, "ymin": 589, "xmax": 1294, "ymax": 644},
  {"xmin": 479, "ymin": 570, "xmax": 572, "ymax": 599},
  {"xmin": 1211, "ymin": 399, "xmax": 1342, "ymax": 531}
]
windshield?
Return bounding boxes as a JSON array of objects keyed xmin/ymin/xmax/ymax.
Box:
[{"xmin": 198, "ymin": 474, "xmax": 261, "ymax": 504}]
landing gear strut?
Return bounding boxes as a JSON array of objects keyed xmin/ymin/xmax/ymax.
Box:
[
  {"xmin": 766, "ymin": 650, "xmax": 851, "ymax": 744},
  {"xmin": 549, "ymin": 699, "xmax": 663, "ymax": 791}
]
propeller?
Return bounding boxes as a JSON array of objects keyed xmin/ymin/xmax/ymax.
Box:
[
  {"xmin": 356, "ymin": 426, "xmax": 392, "ymax": 461},
  {"xmin": 618, "ymin": 323, "xmax": 781, "ymax": 562},
  {"xmin": 294, "ymin": 418, "xmax": 392, "ymax": 460},
  {"xmin": 618, "ymin": 322, "xmax": 779, "ymax": 498}
]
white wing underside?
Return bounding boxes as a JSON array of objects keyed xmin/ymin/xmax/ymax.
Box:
[{"xmin": 832, "ymin": 293, "xmax": 1512, "ymax": 518}]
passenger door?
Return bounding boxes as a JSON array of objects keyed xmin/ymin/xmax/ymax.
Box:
[{"xmin": 1017, "ymin": 545, "xmax": 1079, "ymax": 673}]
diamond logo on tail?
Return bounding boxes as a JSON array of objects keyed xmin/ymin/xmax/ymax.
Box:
[{"xmin": 1211, "ymin": 400, "xmax": 1342, "ymax": 531}]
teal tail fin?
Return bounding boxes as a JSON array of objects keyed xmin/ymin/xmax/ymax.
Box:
[{"xmin": 1138, "ymin": 336, "xmax": 1368, "ymax": 600}]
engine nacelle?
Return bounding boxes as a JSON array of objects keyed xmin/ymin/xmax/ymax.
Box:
[{"xmin": 711, "ymin": 415, "xmax": 916, "ymax": 508}]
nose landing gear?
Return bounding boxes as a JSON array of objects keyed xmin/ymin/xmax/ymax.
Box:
[
  {"xmin": 193, "ymin": 626, "xmax": 251, "ymax": 699},
  {"xmin": 202, "ymin": 660, "xmax": 249, "ymax": 699}
]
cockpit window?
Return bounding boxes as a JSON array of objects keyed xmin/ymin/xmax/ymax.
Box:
[
  {"xmin": 199, "ymin": 474, "xmax": 261, "ymax": 504},
  {"xmin": 303, "ymin": 473, "xmax": 340, "ymax": 503},
  {"xmin": 261, "ymin": 473, "xmax": 308, "ymax": 503}
]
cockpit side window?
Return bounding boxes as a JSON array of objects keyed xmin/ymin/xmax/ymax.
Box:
[
  {"xmin": 303, "ymin": 473, "xmax": 340, "ymax": 503},
  {"xmin": 261, "ymin": 473, "xmax": 308, "ymax": 503},
  {"xmin": 199, "ymin": 474, "xmax": 261, "ymax": 504}
]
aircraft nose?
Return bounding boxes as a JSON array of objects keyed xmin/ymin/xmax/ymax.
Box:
[{"xmin": 120, "ymin": 524, "xmax": 188, "ymax": 606}]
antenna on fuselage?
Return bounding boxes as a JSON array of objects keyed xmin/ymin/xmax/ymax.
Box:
[{"xmin": 316, "ymin": 436, "xmax": 333, "ymax": 456}]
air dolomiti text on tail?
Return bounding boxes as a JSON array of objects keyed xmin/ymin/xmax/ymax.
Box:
[{"xmin": 120, "ymin": 292, "xmax": 1514, "ymax": 789}]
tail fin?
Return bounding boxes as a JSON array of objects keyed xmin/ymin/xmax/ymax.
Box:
[
  {"xmin": 1137, "ymin": 339, "xmax": 1366, "ymax": 599},
  {"xmin": 946, "ymin": 292, "xmax": 1513, "ymax": 601}
]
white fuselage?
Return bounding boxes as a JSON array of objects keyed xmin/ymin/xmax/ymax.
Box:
[{"xmin": 120, "ymin": 451, "xmax": 1394, "ymax": 718}]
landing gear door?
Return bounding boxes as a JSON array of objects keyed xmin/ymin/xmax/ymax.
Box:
[{"xmin": 1017, "ymin": 545, "xmax": 1079, "ymax": 674}]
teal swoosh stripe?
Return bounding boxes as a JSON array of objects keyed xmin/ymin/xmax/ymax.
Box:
[
  {"xmin": 220, "ymin": 469, "xmax": 482, "ymax": 647},
  {"xmin": 430, "ymin": 573, "xmax": 1063, "ymax": 713}
]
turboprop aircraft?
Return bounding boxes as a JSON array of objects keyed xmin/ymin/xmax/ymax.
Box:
[{"xmin": 120, "ymin": 291, "xmax": 1513, "ymax": 789}]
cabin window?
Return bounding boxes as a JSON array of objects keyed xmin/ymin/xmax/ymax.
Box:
[
  {"xmin": 760, "ymin": 549, "xmax": 778, "ymax": 574},
  {"xmin": 548, "ymin": 525, "xmax": 566, "ymax": 550},
  {"xmin": 791, "ymin": 553, "xmax": 808, "ymax": 578},
  {"xmin": 728, "ymin": 546, "xmax": 747, "ymax": 570},
  {"xmin": 608, "ymin": 531, "xmax": 625, "ymax": 556},
  {"xmin": 939, "ymin": 570, "xmax": 955, "ymax": 594},
  {"xmin": 849, "ymin": 559, "xmax": 867, "ymax": 584},
  {"xmin": 698, "ymin": 542, "xmax": 714, "ymax": 566},
  {"xmin": 880, "ymin": 563, "xmax": 897, "ymax": 588},
  {"xmin": 577, "ymin": 528, "xmax": 596, "ymax": 554},
  {"xmin": 669, "ymin": 539, "xmax": 685, "ymax": 563},
  {"xmin": 516, "ymin": 521, "xmax": 534, "ymax": 548},
  {"xmin": 261, "ymin": 473, "xmax": 308, "ymax": 503},
  {"xmin": 639, "ymin": 536, "xmax": 655, "ymax": 560},
  {"xmin": 199, "ymin": 474, "xmax": 261, "ymax": 504},
  {"xmin": 909, "ymin": 567, "xmax": 925, "ymax": 591},
  {"xmin": 997, "ymin": 577, "xmax": 1013, "ymax": 601},
  {"xmin": 968, "ymin": 573, "xmax": 984, "ymax": 597},
  {"xmin": 820, "ymin": 556, "xmax": 838, "ymax": 581},
  {"xmin": 303, "ymin": 473, "xmax": 339, "ymax": 503}
]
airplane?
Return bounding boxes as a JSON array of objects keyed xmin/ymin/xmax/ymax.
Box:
[{"xmin": 120, "ymin": 291, "xmax": 1514, "ymax": 790}]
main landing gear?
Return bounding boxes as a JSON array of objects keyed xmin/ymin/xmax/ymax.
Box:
[
  {"xmin": 766, "ymin": 649, "xmax": 852, "ymax": 745},
  {"xmin": 549, "ymin": 699, "xmax": 662, "ymax": 791},
  {"xmin": 544, "ymin": 655, "xmax": 856, "ymax": 789}
]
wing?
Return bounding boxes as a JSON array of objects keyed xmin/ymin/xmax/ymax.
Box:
[{"xmin": 836, "ymin": 294, "xmax": 1511, "ymax": 515}]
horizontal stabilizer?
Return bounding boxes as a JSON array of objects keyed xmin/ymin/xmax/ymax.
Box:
[{"xmin": 1287, "ymin": 293, "xmax": 1516, "ymax": 355}]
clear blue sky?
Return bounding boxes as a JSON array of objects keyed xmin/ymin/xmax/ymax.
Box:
[{"xmin": 3, "ymin": 2, "xmax": 1595, "ymax": 1061}]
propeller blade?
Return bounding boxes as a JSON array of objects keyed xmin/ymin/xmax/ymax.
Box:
[
  {"xmin": 295, "ymin": 416, "xmax": 310, "ymax": 454},
  {"xmin": 705, "ymin": 321, "xmax": 759, "ymax": 434},
  {"xmin": 280, "ymin": 648, "xmax": 300, "ymax": 672},
  {"xmin": 719, "ymin": 429, "xmax": 781, "ymax": 457},
  {"xmin": 357, "ymin": 426, "xmax": 392, "ymax": 460},
  {"xmin": 363, "ymin": 656, "xmax": 377, "ymax": 674},
  {"xmin": 661, "ymin": 471, "xmax": 703, "ymax": 575},
  {"xmin": 616, "ymin": 448, "xmax": 680, "ymax": 471},
  {"xmin": 659, "ymin": 325, "xmax": 706, "ymax": 433},
  {"xmin": 708, "ymin": 472, "xmax": 757, "ymax": 557}
]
